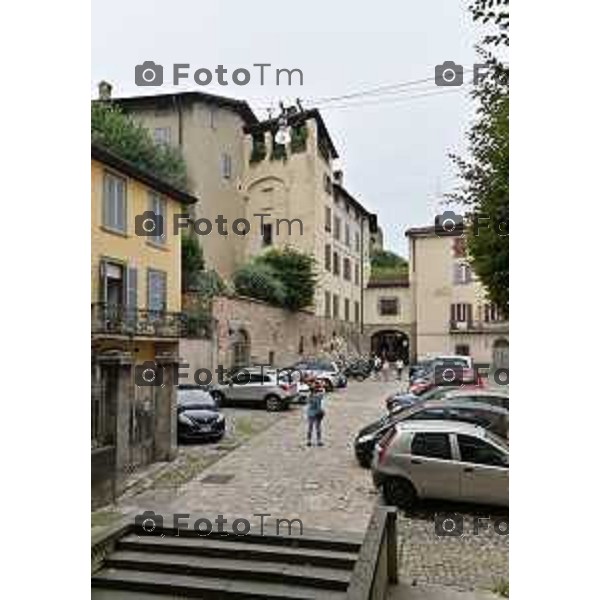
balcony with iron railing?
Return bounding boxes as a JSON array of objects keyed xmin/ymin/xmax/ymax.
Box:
[
  {"xmin": 449, "ymin": 319, "xmax": 509, "ymax": 334},
  {"xmin": 91, "ymin": 303, "xmax": 186, "ymax": 339}
]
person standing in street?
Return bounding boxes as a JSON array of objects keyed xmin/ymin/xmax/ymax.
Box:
[
  {"xmin": 306, "ymin": 379, "xmax": 326, "ymax": 446},
  {"xmin": 396, "ymin": 357, "xmax": 404, "ymax": 379}
]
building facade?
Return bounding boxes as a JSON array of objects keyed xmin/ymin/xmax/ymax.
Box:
[
  {"xmin": 406, "ymin": 225, "xmax": 509, "ymax": 366},
  {"xmin": 242, "ymin": 109, "xmax": 375, "ymax": 325},
  {"xmin": 115, "ymin": 91, "xmax": 257, "ymax": 279},
  {"xmin": 91, "ymin": 144, "xmax": 198, "ymax": 508}
]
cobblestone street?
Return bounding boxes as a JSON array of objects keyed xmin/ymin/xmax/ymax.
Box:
[{"xmin": 110, "ymin": 379, "xmax": 508, "ymax": 594}]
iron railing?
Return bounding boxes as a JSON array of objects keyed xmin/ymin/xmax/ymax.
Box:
[{"xmin": 91, "ymin": 303, "xmax": 186, "ymax": 338}]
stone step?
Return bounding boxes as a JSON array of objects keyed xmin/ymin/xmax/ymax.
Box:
[
  {"xmin": 138, "ymin": 523, "xmax": 364, "ymax": 554},
  {"xmin": 91, "ymin": 567, "xmax": 349, "ymax": 599},
  {"xmin": 117, "ymin": 533, "xmax": 358, "ymax": 569},
  {"xmin": 105, "ymin": 550, "xmax": 352, "ymax": 590}
]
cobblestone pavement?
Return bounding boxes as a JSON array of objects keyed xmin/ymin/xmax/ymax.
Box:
[{"xmin": 110, "ymin": 379, "xmax": 508, "ymax": 594}]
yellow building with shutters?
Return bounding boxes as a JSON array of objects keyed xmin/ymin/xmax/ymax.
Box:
[{"xmin": 91, "ymin": 143, "xmax": 198, "ymax": 507}]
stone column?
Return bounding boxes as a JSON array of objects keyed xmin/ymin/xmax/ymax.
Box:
[{"xmin": 155, "ymin": 349, "xmax": 179, "ymax": 462}]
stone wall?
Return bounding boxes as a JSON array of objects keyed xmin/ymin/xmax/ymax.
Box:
[{"xmin": 183, "ymin": 293, "xmax": 369, "ymax": 369}]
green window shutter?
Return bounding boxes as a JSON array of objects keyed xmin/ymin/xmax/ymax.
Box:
[{"xmin": 126, "ymin": 266, "xmax": 137, "ymax": 309}]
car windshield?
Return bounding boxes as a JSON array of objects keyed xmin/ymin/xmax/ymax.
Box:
[{"xmin": 177, "ymin": 390, "xmax": 216, "ymax": 408}]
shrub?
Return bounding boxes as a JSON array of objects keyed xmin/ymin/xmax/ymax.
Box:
[
  {"xmin": 91, "ymin": 101, "xmax": 188, "ymax": 189},
  {"xmin": 181, "ymin": 234, "xmax": 205, "ymax": 291},
  {"xmin": 232, "ymin": 263, "xmax": 286, "ymax": 306},
  {"xmin": 256, "ymin": 247, "xmax": 317, "ymax": 310}
]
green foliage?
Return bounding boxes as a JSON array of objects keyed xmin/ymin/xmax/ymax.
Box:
[
  {"xmin": 91, "ymin": 102, "xmax": 188, "ymax": 190},
  {"xmin": 370, "ymin": 249, "xmax": 408, "ymax": 271},
  {"xmin": 249, "ymin": 138, "xmax": 267, "ymax": 163},
  {"xmin": 232, "ymin": 247, "xmax": 317, "ymax": 310},
  {"xmin": 191, "ymin": 269, "xmax": 226, "ymax": 297},
  {"xmin": 257, "ymin": 247, "xmax": 317, "ymax": 310},
  {"xmin": 290, "ymin": 124, "xmax": 308, "ymax": 153},
  {"xmin": 181, "ymin": 234, "xmax": 205, "ymax": 291},
  {"xmin": 270, "ymin": 139, "xmax": 287, "ymax": 161},
  {"xmin": 448, "ymin": 1, "xmax": 509, "ymax": 316},
  {"xmin": 233, "ymin": 262, "xmax": 287, "ymax": 306}
]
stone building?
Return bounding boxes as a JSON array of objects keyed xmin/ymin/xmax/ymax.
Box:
[{"xmin": 406, "ymin": 225, "xmax": 509, "ymax": 366}]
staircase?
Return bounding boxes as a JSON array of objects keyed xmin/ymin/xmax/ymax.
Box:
[{"xmin": 92, "ymin": 507, "xmax": 398, "ymax": 599}]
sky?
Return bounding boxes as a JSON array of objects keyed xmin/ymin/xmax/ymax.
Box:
[{"xmin": 92, "ymin": 0, "xmax": 481, "ymax": 256}]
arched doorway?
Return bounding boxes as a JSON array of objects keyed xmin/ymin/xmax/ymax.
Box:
[
  {"xmin": 231, "ymin": 328, "xmax": 251, "ymax": 368},
  {"xmin": 371, "ymin": 330, "xmax": 409, "ymax": 363},
  {"xmin": 492, "ymin": 338, "xmax": 509, "ymax": 369}
]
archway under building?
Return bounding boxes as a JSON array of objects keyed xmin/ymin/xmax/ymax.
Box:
[{"xmin": 371, "ymin": 330, "xmax": 410, "ymax": 363}]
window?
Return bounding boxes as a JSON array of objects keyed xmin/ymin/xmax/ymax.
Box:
[
  {"xmin": 147, "ymin": 269, "xmax": 167, "ymax": 313},
  {"xmin": 345, "ymin": 223, "xmax": 350, "ymax": 247},
  {"xmin": 153, "ymin": 127, "xmax": 171, "ymax": 145},
  {"xmin": 332, "ymin": 294, "xmax": 339, "ymax": 319},
  {"xmin": 325, "ymin": 206, "xmax": 332, "ymax": 232},
  {"xmin": 148, "ymin": 192, "xmax": 167, "ymax": 245},
  {"xmin": 411, "ymin": 432, "xmax": 452, "ymax": 460},
  {"xmin": 409, "ymin": 408, "xmax": 447, "ymax": 421},
  {"xmin": 343, "ymin": 257, "xmax": 351, "ymax": 281},
  {"xmin": 333, "ymin": 216, "xmax": 341, "ymax": 240},
  {"xmin": 221, "ymin": 153, "xmax": 232, "ymax": 179},
  {"xmin": 325, "ymin": 244, "xmax": 332, "ymax": 271},
  {"xmin": 333, "ymin": 252, "xmax": 340, "ymax": 276},
  {"xmin": 324, "ymin": 173, "xmax": 333, "ymax": 194},
  {"xmin": 455, "ymin": 344, "xmax": 470, "ymax": 356},
  {"xmin": 453, "ymin": 262, "xmax": 472, "ymax": 284},
  {"xmin": 457, "ymin": 435, "xmax": 507, "ymax": 468},
  {"xmin": 355, "ymin": 231, "xmax": 360, "ymax": 253},
  {"xmin": 484, "ymin": 303, "xmax": 502, "ymax": 322},
  {"xmin": 354, "ymin": 301, "xmax": 360, "ymax": 322},
  {"xmin": 324, "ymin": 291, "xmax": 331, "ymax": 318},
  {"xmin": 354, "ymin": 263, "xmax": 360, "ymax": 285},
  {"xmin": 262, "ymin": 223, "xmax": 273, "ymax": 246},
  {"xmin": 379, "ymin": 297, "xmax": 399, "ymax": 316},
  {"xmin": 209, "ymin": 107, "xmax": 217, "ymax": 130},
  {"xmin": 344, "ymin": 298, "xmax": 350, "ymax": 321},
  {"xmin": 102, "ymin": 171, "xmax": 127, "ymax": 233},
  {"xmin": 451, "ymin": 303, "xmax": 473, "ymax": 323}
]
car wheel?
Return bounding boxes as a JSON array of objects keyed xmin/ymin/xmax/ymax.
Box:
[
  {"xmin": 382, "ymin": 477, "xmax": 417, "ymax": 509},
  {"xmin": 265, "ymin": 395, "xmax": 283, "ymax": 412}
]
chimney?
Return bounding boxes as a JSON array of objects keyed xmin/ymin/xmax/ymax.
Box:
[
  {"xmin": 333, "ymin": 169, "xmax": 343, "ymax": 186},
  {"xmin": 98, "ymin": 80, "xmax": 113, "ymax": 100}
]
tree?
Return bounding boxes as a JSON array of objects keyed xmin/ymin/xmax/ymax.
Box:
[
  {"xmin": 370, "ymin": 249, "xmax": 408, "ymax": 279},
  {"xmin": 448, "ymin": 0, "xmax": 509, "ymax": 316},
  {"xmin": 233, "ymin": 262, "xmax": 287, "ymax": 306},
  {"xmin": 91, "ymin": 101, "xmax": 188, "ymax": 190},
  {"xmin": 181, "ymin": 234, "xmax": 205, "ymax": 291},
  {"xmin": 257, "ymin": 247, "xmax": 317, "ymax": 311}
]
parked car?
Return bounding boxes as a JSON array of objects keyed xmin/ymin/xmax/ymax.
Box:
[
  {"xmin": 211, "ymin": 367, "xmax": 297, "ymax": 411},
  {"xmin": 372, "ymin": 420, "xmax": 508, "ymax": 508},
  {"xmin": 177, "ymin": 387, "xmax": 225, "ymax": 443},
  {"xmin": 386, "ymin": 383, "xmax": 486, "ymax": 413},
  {"xmin": 355, "ymin": 399, "xmax": 509, "ymax": 468},
  {"xmin": 291, "ymin": 360, "xmax": 345, "ymax": 391},
  {"xmin": 441, "ymin": 388, "xmax": 509, "ymax": 411}
]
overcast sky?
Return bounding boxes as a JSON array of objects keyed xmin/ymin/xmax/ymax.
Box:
[{"xmin": 92, "ymin": 0, "xmax": 480, "ymax": 256}]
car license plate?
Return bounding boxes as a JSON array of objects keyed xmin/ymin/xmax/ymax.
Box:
[{"xmin": 198, "ymin": 425, "xmax": 212, "ymax": 432}]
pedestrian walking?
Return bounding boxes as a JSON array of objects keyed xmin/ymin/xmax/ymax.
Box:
[
  {"xmin": 306, "ymin": 379, "xmax": 326, "ymax": 446},
  {"xmin": 382, "ymin": 356, "xmax": 391, "ymax": 382},
  {"xmin": 396, "ymin": 357, "xmax": 404, "ymax": 379}
]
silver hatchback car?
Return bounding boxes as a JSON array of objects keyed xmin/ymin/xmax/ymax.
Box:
[{"xmin": 372, "ymin": 420, "xmax": 508, "ymax": 508}]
